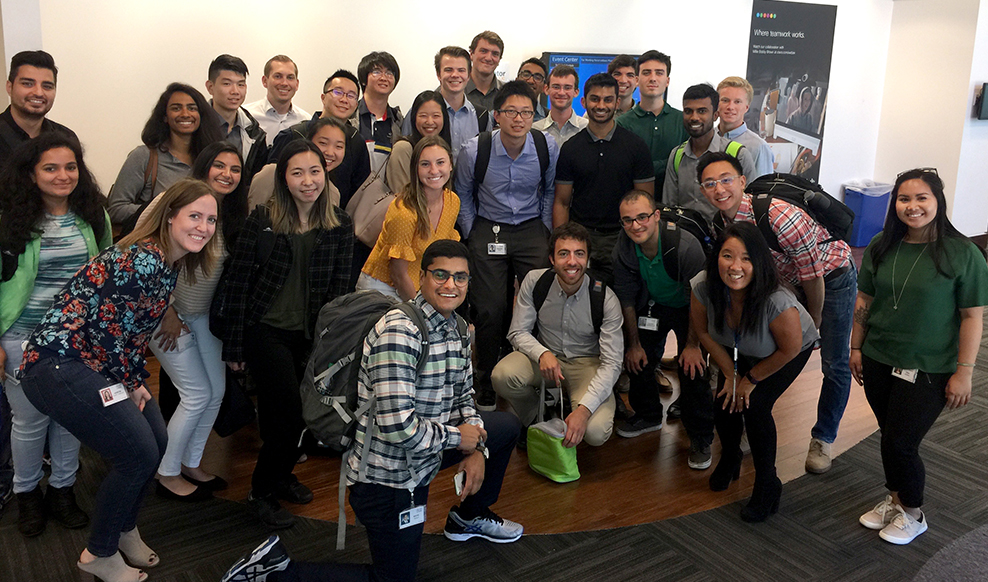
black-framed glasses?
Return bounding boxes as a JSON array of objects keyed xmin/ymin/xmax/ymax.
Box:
[
  {"xmin": 427, "ymin": 269, "xmax": 470, "ymax": 285},
  {"xmin": 517, "ymin": 70, "xmax": 545, "ymax": 83},
  {"xmin": 326, "ymin": 87, "xmax": 358, "ymax": 101},
  {"xmin": 699, "ymin": 175, "xmax": 740, "ymax": 191},
  {"xmin": 496, "ymin": 109, "xmax": 535, "ymax": 120},
  {"xmin": 619, "ymin": 211, "xmax": 656, "ymax": 227}
]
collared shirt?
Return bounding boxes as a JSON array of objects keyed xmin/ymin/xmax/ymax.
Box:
[
  {"xmin": 533, "ymin": 102, "xmax": 549, "ymax": 122},
  {"xmin": 346, "ymin": 293, "xmax": 480, "ymax": 489},
  {"xmin": 720, "ymin": 122, "xmax": 775, "ymax": 178},
  {"xmin": 0, "ymin": 106, "xmax": 77, "ymax": 167},
  {"xmin": 616, "ymin": 102, "xmax": 689, "ymax": 188},
  {"xmin": 728, "ymin": 194, "xmax": 851, "ymax": 284},
  {"xmin": 353, "ymin": 99, "xmax": 404, "ymax": 172},
  {"xmin": 245, "ymin": 98, "xmax": 311, "ymax": 147},
  {"xmin": 661, "ymin": 132, "xmax": 758, "ymax": 223},
  {"xmin": 454, "ymin": 129, "xmax": 559, "ymax": 237},
  {"xmin": 533, "ymin": 109, "xmax": 588, "ymax": 146},
  {"xmin": 507, "ymin": 269, "xmax": 624, "ymax": 414},
  {"xmin": 214, "ymin": 108, "xmax": 244, "ymax": 152},
  {"xmin": 465, "ymin": 76, "xmax": 504, "ymax": 112}
]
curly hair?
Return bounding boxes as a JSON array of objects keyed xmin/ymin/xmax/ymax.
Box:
[
  {"xmin": 0, "ymin": 132, "xmax": 107, "ymax": 257},
  {"xmin": 191, "ymin": 142, "xmax": 247, "ymax": 248},
  {"xmin": 141, "ymin": 82, "xmax": 223, "ymax": 159}
]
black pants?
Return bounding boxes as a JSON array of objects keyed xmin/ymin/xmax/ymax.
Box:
[
  {"xmin": 714, "ymin": 347, "xmax": 812, "ymax": 485},
  {"xmin": 467, "ymin": 217, "xmax": 549, "ymax": 386},
  {"xmin": 862, "ymin": 355, "xmax": 948, "ymax": 508},
  {"xmin": 243, "ymin": 323, "xmax": 310, "ymax": 496},
  {"xmin": 584, "ymin": 228, "xmax": 620, "ymax": 286}
]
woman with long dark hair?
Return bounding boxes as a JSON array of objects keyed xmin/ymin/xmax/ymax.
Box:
[
  {"xmin": 107, "ymin": 82, "xmax": 222, "ymax": 231},
  {"xmin": 0, "ymin": 132, "xmax": 111, "ymax": 537},
  {"xmin": 385, "ymin": 90, "xmax": 452, "ymax": 194},
  {"xmin": 18, "ymin": 178, "xmax": 219, "ymax": 582},
  {"xmin": 358, "ymin": 135, "xmax": 459, "ymax": 299},
  {"xmin": 686, "ymin": 222, "xmax": 818, "ymax": 522},
  {"xmin": 138, "ymin": 142, "xmax": 248, "ymax": 500},
  {"xmin": 851, "ymin": 168, "xmax": 988, "ymax": 545},
  {"xmin": 220, "ymin": 139, "xmax": 353, "ymax": 530}
]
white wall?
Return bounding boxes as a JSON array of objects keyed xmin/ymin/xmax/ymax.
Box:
[
  {"xmin": 4, "ymin": 0, "xmax": 892, "ymax": 205},
  {"xmin": 953, "ymin": 1, "xmax": 988, "ymax": 235}
]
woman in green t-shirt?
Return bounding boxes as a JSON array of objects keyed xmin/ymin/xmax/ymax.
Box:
[{"xmin": 851, "ymin": 168, "xmax": 988, "ymax": 546}]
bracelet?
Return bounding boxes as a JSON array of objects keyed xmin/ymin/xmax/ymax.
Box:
[
  {"xmin": 745, "ymin": 371, "xmax": 760, "ymax": 385},
  {"xmin": 850, "ymin": 346, "xmax": 862, "ymax": 350},
  {"xmin": 957, "ymin": 362, "xmax": 975, "ymax": 368}
]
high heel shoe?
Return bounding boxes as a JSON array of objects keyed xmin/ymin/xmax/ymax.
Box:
[
  {"xmin": 740, "ymin": 476, "xmax": 782, "ymax": 523},
  {"xmin": 118, "ymin": 526, "xmax": 159, "ymax": 568},
  {"xmin": 77, "ymin": 551, "xmax": 147, "ymax": 582},
  {"xmin": 709, "ymin": 449, "xmax": 743, "ymax": 491}
]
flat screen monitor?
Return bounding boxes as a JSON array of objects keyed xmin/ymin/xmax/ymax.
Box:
[
  {"xmin": 979, "ymin": 83, "xmax": 988, "ymax": 120},
  {"xmin": 541, "ymin": 52, "xmax": 641, "ymax": 117}
]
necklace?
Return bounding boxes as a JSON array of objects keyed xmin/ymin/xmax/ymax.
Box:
[{"xmin": 891, "ymin": 241, "xmax": 928, "ymax": 310}]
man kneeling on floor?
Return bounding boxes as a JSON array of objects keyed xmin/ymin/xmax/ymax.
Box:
[
  {"xmin": 492, "ymin": 222, "xmax": 623, "ymax": 447},
  {"xmin": 223, "ymin": 240, "xmax": 523, "ymax": 582}
]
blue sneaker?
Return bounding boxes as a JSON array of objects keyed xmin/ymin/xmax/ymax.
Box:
[
  {"xmin": 443, "ymin": 506, "xmax": 523, "ymax": 543},
  {"xmin": 222, "ymin": 535, "xmax": 290, "ymax": 582}
]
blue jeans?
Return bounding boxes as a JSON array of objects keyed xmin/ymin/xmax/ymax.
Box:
[
  {"xmin": 20, "ymin": 355, "xmax": 167, "ymax": 557},
  {"xmin": 811, "ymin": 264, "xmax": 857, "ymax": 443}
]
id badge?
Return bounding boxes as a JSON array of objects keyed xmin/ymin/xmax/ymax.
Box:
[
  {"xmin": 638, "ymin": 316, "xmax": 659, "ymax": 331},
  {"xmin": 892, "ymin": 368, "xmax": 918, "ymax": 383},
  {"xmin": 487, "ymin": 243, "xmax": 507, "ymax": 256},
  {"xmin": 399, "ymin": 505, "xmax": 426, "ymax": 529},
  {"xmin": 99, "ymin": 383, "xmax": 129, "ymax": 407}
]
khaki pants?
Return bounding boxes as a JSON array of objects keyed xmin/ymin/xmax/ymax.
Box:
[{"xmin": 491, "ymin": 351, "xmax": 614, "ymax": 446}]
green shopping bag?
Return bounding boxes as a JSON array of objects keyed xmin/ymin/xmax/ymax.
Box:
[{"xmin": 526, "ymin": 381, "xmax": 580, "ymax": 483}]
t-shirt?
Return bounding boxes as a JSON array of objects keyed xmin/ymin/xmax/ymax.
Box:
[
  {"xmin": 261, "ymin": 229, "xmax": 318, "ymax": 332},
  {"xmin": 857, "ymin": 235, "xmax": 988, "ymax": 373},
  {"xmin": 361, "ymin": 189, "xmax": 460, "ymax": 289},
  {"xmin": 691, "ymin": 271, "xmax": 819, "ymax": 359}
]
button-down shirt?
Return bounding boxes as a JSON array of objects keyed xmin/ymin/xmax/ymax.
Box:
[
  {"xmin": 454, "ymin": 129, "xmax": 559, "ymax": 237},
  {"xmin": 346, "ymin": 293, "xmax": 480, "ymax": 489},
  {"xmin": 465, "ymin": 77, "xmax": 504, "ymax": 112},
  {"xmin": 533, "ymin": 109, "xmax": 588, "ymax": 146},
  {"xmin": 720, "ymin": 122, "xmax": 775, "ymax": 178},
  {"xmin": 661, "ymin": 132, "xmax": 757, "ymax": 223},
  {"xmin": 507, "ymin": 269, "xmax": 624, "ymax": 414},
  {"xmin": 616, "ymin": 102, "xmax": 689, "ymax": 189},
  {"xmin": 245, "ymin": 98, "xmax": 311, "ymax": 147}
]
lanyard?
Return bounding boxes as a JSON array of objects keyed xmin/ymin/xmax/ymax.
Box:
[{"xmin": 732, "ymin": 330, "xmax": 739, "ymax": 401}]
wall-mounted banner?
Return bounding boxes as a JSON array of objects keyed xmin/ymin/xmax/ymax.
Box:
[{"xmin": 746, "ymin": 0, "xmax": 837, "ymax": 182}]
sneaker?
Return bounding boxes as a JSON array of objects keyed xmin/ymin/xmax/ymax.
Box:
[
  {"xmin": 688, "ymin": 441, "xmax": 712, "ymax": 470},
  {"xmin": 879, "ymin": 509, "xmax": 928, "ymax": 545},
  {"xmin": 222, "ymin": 535, "xmax": 291, "ymax": 582},
  {"xmin": 274, "ymin": 476, "xmax": 313, "ymax": 505},
  {"xmin": 615, "ymin": 373, "xmax": 630, "ymax": 394},
  {"xmin": 247, "ymin": 491, "xmax": 296, "ymax": 530},
  {"xmin": 860, "ymin": 495, "xmax": 899, "ymax": 530},
  {"xmin": 805, "ymin": 438, "xmax": 832, "ymax": 474},
  {"xmin": 475, "ymin": 386, "xmax": 497, "ymax": 412},
  {"xmin": 616, "ymin": 415, "xmax": 662, "ymax": 438},
  {"xmin": 444, "ymin": 506, "xmax": 523, "ymax": 543},
  {"xmin": 666, "ymin": 400, "xmax": 681, "ymax": 420}
]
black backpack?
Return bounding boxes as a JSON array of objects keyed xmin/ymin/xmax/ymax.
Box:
[
  {"xmin": 744, "ymin": 173, "xmax": 855, "ymax": 252},
  {"xmin": 530, "ymin": 269, "xmax": 607, "ymax": 336},
  {"xmin": 658, "ymin": 205, "xmax": 715, "ymax": 261},
  {"xmin": 471, "ymin": 129, "xmax": 551, "ymax": 214}
]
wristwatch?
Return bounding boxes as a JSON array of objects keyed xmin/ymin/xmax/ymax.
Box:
[{"xmin": 745, "ymin": 372, "xmax": 760, "ymax": 385}]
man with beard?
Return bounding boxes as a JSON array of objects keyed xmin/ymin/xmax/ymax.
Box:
[
  {"xmin": 662, "ymin": 83, "xmax": 755, "ymax": 223},
  {"xmin": 0, "ymin": 50, "xmax": 77, "ymax": 165},
  {"xmin": 553, "ymin": 74, "xmax": 652, "ymax": 283}
]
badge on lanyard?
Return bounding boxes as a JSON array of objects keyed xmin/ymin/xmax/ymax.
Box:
[
  {"xmin": 638, "ymin": 300, "xmax": 659, "ymax": 331},
  {"xmin": 892, "ymin": 368, "xmax": 918, "ymax": 383},
  {"xmin": 99, "ymin": 383, "xmax": 129, "ymax": 407},
  {"xmin": 399, "ymin": 489, "xmax": 426, "ymax": 529},
  {"xmin": 488, "ymin": 224, "xmax": 507, "ymax": 255}
]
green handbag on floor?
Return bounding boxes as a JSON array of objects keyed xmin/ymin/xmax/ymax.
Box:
[{"xmin": 527, "ymin": 381, "xmax": 580, "ymax": 483}]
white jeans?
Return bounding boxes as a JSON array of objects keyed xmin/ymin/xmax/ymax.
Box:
[
  {"xmin": 2, "ymin": 333, "xmax": 81, "ymax": 493},
  {"xmin": 355, "ymin": 272, "xmax": 400, "ymax": 298},
  {"xmin": 151, "ymin": 313, "xmax": 225, "ymax": 476}
]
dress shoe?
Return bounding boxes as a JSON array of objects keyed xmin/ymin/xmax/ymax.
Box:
[
  {"xmin": 183, "ymin": 474, "xmax": 229, "ymax": 491},
  {"xmin": 709, "ymin": 449, "xmax": 743, "ymax": 491},
  {"xmin": 155, "ymin": 480, "xmax": 212, "ymax": 502},
  {"xmin": 740, "ymin": 476, "xmax": 782, "ymax": 522}
]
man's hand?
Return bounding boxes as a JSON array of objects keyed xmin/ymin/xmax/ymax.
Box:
[
  {"xmin": 539, "ymin": 351, "xmax": 564, "ymax": 385},
  {"xmin": 679, "ymin": 345, "xmax": 706, "ymax": 379},
  {"xmin": 563, "ymin": 405, "xmax": 591, "ymax": 448},
  {"xmin": 456, "ymin": 423, "xmax": 487, "ymax": 452},
  {"xmin": 624, "ymin": 342, "xmax": 647, "ymax": 374},
  {"xmin": 153, "ymin": 306, "xmax": 188, "ymax": 352},
  {"xmin": 457, "ymin": 451, "xmax": 485, "ymax": 501}
]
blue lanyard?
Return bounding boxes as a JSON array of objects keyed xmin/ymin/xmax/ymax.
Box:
[{"xmin": 732, "ymin": 331, "xmax": 739, "ymax": 401}]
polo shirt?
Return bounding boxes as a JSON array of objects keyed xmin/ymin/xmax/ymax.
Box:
[
  {"xmin": 465, "ymin": 77, "xmax": 504, "ymax": 112},
  {"xmin": 616, "ymin": 102, "xmax": 689, "ymax": 189},
  {"xmin": 635, "ymin": 243, "xmax": 687, "ymax": 309},
  {"xmin": 555, "ymin": 124, "xmax": 653, "ymax": 229}
]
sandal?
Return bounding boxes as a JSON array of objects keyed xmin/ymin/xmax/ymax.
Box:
[
  {"xmin": 118, "ymin": 527, "xmax": 160, "ymax": 568},
  {"xmin": 77, "ymin": 551, "xmax": 148, "ymax": 582}
]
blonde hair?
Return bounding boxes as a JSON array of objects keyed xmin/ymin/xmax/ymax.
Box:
[
  {"xmin": 717, "ymin": 76, "xmax": 754, "ymax": 106},
  {"xmin": 400, "ymin": 135, "xmax": 453, "ymax": 240},
  {"xmin": 117, "ymin": 178, "xmax": 220, "ymax": 284},
  {"xmin": 268, "ymin": 140, "xmax": 341, "ymax": 234}
]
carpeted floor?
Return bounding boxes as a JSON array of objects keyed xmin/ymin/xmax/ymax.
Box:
[{"xmin": 3, "ymin": 328, "xmax": 988, "ymax": 581}]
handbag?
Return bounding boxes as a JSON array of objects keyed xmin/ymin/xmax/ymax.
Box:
[
  {"xmin": 526, "ymin": 380, "xmax": 580, "ymax": 483},
  {"xmin": 345, "ymin": 158, "xmax": 394, "ymax": 247},
  {"xmin": 212, "ymin": 368, "xmax": 256, "ymax": 438}
]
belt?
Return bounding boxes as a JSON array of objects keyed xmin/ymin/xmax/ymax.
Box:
[{"xmin": 824, "ymin": 265, "xmax": 850, "ymax": 282}]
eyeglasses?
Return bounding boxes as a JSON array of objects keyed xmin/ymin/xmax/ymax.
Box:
[
  {"xmin": 370, "ymin": 69, "xmax": 396, "ymax": 80},
  {"xmin": 427, "ymin": 269, "xmax": 470, "ymax": 285},
  {"xmin": 699, "ymin": 175, "xmax": 740, "ymax": 191},
  {"xmin": 897, "ymin": 167, "xmax": 939, "ymax": 179},
  {"xmin": 496, "ymin": 109, "xmax": 535, "ymax": 120},
  {"xmin": 517, "ymin": 70, "xmax": 545, "ymax": 83},
  {"xmin": 619, "ymin": 211, "xmax": 656, "ymax": 227},
  {"xmin": 327, "ymin": 88, "xmax": 358, "ymax": 101}
]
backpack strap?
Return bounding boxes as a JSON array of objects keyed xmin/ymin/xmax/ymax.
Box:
[
  {"xmin": 530, "ymin": 269, "xmax": 556, "ymax": 340},
  {"xmin": 471, "ymin": 131, "xmax": 494, "ymax": 211},
  {"xmin": 725, "ymin": 140, "xmax": 744, "ymax": 158},
  {"xmin": 673, "ymin": 142, "xmax": 687, "ymax": 174},
  {"xmin": 587, "ymin": 276, "xmax": 606, "ymax": 336},
  {"xmin": 475, "ymin": 107, "xmax": 489, "ymax": 132},
  {"xmin": 143, "ymin": 148, "xmax": 159, "ymax": 196},
  {"xmin": 659, "ymin": 219, "xmax": 682, "ymax": 283},
  {"xmin": 530, "ymin": 129, "xmax": 550, "ymax": 218},
  {"xmin": 750, "ymin": 194, "xmax": 782, "ymax": 252}
]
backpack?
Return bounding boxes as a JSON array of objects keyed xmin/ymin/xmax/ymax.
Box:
[
  {"xmin": 673, "ymin": 140, "xmax": 744, "ymax": 174},
  {"xmin": 744, "ymin": 173, "xmax": 855, "ymax": 252},
  {"xmin": 530, "ymin": 269, "xmax": 606, "ymax": 336},
  {"xmin": 658, "ymin": 205, "xmax": 716, "ymax": 263},
  {"xmin": 471, "ymin": 129, "xmax": 551, "ymax": 214}
]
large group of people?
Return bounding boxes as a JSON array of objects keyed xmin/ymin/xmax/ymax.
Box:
[{"xmin": 0, "ymin": 31, "xmax": 984, "ymax": 582}]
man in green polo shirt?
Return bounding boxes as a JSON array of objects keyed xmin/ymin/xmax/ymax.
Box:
[{"xmin": 616, "ymin": 50, "xmax": 688, "ymax": 189}]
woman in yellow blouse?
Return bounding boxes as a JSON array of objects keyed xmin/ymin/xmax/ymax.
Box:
[{"xmin": 357, "ymin": 135, "xmax": 459, "ymax": 299}]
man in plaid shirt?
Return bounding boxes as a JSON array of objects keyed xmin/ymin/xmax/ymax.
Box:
[{"xmin": 699, "ymin": 152, "xmax": 856, "ymax": 475}]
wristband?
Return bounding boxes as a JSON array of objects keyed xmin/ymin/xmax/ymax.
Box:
[
  {"xmin": 745, "ymin": 371, "xmax": 759, "ymax": 385},
  {"xmin": 957, "ymin": 362, "xmax": 975, "ymax": 368},
  {"xmin": 850, "ymin": 346, "xmax": 862, "ymax": 350}
]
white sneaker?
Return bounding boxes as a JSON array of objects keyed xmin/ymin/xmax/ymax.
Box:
[
  {"xmin": 805, "ymin": 438, "xmax": 832, "ymax": 473},
  {"xmin": 859, "ymin": 495, "xmax": 899, "ymax": 530},
  {"xmin": 879, "ymin": 509, "xmax": 928, "ymax": 545}
]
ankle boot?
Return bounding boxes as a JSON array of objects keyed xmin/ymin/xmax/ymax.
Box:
[
  {"xmin": 740, "ymin": 476, "xmax": 782, "ymax": 522},
  {"xmin": 17, "ymin": 486, "xmax": 47, "ymax": 537},
  {"xmin": 709, "ymin": 448, "xmax": 743, "ymax": 491},
  {"xmin": 45, "ymin": 484, "xmax": 90, "ymax": 529}
]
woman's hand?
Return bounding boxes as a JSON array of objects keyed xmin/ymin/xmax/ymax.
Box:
[
  {"xmin": 849, "ymin": 349, "xmax": 864, "ymax": 386},
  {"xmin": 129, "ymin": 385, "xmax": 152, "ymax": 412},
  {"xmin": 945, "ymin": 369, "xmax": 973, "ymax": 409},
  {"xmin": 226, "ymin": 361, "xmax": 246, "ymax": 372},
  {"xmin": 715, "ymin": 372, "xmax": 755, "ymax": 413},
  {"xmin": 153, "ymin": 306, "xmax": 188, "ymax": 352}
]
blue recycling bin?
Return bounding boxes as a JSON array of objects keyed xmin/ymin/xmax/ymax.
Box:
[{"xmin": 843, "ymin": 182, "xmax": 892, "ymax": 247}]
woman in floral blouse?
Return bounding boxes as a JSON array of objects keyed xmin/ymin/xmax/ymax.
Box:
[{"xmin": 18, "ymin": 179, "xmax": 219, "ymax": 582}]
